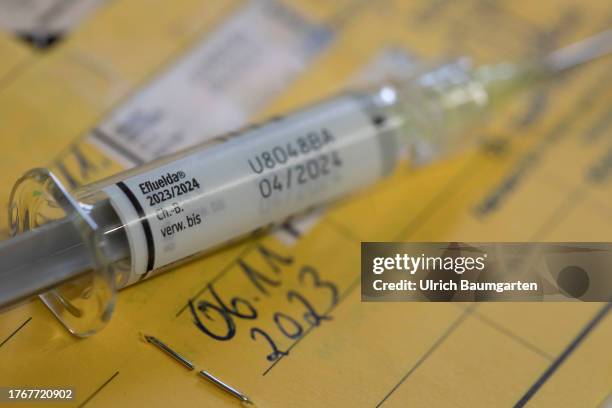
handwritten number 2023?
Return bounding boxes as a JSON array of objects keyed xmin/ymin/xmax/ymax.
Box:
[
  {"xmin": 189, "ymin": 265, "xmax": 338, "ymax": 361},
  {"xmin": 250, "ymin": 266, "xmax": 337, "ymax": 362}
]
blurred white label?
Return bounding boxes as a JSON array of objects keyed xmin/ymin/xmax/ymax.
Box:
[
  {"xmin": 0, "ymin": 0, "xmax": 104, "ymax": 37},
  {"xmin": 91, "ymin": 0, "xmax": 332, "ymax": 165},
  {"xmin": 349, "ymin": 47, "xmax": 418, "ymax": 86}
]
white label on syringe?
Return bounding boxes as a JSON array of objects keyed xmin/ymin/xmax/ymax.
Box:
[
  {"xmin": 273, "ymin": 48, "xmax": 419, "ymax": 245},
  {"xmin": 103, "ymin": 96, "xmax": 389, "ymax": 282}
]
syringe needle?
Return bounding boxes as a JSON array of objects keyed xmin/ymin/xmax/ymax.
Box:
[
  {"xmin": 544, "ymin": 29, "xmax": 612, "ymax": 74},
  {"xmin": 144, "ymin": 334, "xmax": 195, "ymax": 370},
  {"xmin": 198, "ymin": 370, "xmax": 253, "ymax": 405}
]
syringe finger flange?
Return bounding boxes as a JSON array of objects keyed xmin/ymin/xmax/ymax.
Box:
[{"xmin": 7, "ymin": 168, "xmax": 118, "ymax": 336}]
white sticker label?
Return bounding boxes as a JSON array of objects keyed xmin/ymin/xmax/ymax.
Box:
[
  {"xmin": 91, "ymin": 0, "xmax": 332, "ymax": 165},
  {"xmin": 103, "ymin": 96, "xmax": 387, "ymax": 283},
  {"xmin": 272, "ymin": 47, "xmax": 418, "ymax": 245},
  {"xmin": 0, "ymin": 0, "xmax": 104, "ymax": 39}
]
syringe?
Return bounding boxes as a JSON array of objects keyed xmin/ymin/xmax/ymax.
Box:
[{"xmin": 1, "ymin": 30, "xmax": 611, "ymax": 336}]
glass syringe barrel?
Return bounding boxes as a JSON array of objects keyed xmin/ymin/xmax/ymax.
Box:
[
  {"xmin": 104, "ymin": 95, "xmax": 395, "ymax": 277},
  {"xmin": 4, "ymin": 30, "xmax": 612, "ymax": 335},
  {"xmin": 4, "ymin": 59, "xmax": 527, "ymax": 335},
  {"xmin": 95, "ymin": 60, "xmax": 500, "ymax": 281}
]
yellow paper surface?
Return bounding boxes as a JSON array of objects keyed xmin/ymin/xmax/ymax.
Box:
[{"xmin": 0, "ymin": 0, "xmax": 611, "ymax": 407}]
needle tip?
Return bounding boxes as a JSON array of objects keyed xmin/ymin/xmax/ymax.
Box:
[{"xmin": 545, "ymin": 29, "xmax": 612, "ymax": 73}]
